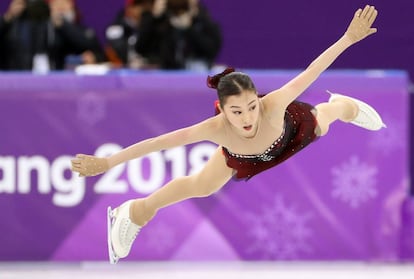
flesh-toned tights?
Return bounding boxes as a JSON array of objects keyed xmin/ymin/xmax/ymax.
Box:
[{"xmin": 130, "ymin": 98, "xmax": 357, "ymax": 226}]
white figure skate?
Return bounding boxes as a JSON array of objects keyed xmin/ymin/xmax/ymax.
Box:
[
  {"xmin": 327, "ymin": 90, "xmax": 386, "ymax": 131},
  {"xmin": 107, "ymin": 201, "xmax": 141, "ymax": 264}
]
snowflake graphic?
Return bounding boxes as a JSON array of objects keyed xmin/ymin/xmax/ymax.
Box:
[
  {"xmin": 245, "ymin": 195, "xmax": 313, "ymax": 260},
  {"xmin": 331, "ymin": 156, "xmax": 378, "ymax": 208},
  {"xmin": 76, "ymin": 92, "xmax": 106, "ymax": 126},
  {"xmin": 144, "ymin": 221, "xmax": 176, "ymax": 255},
  {"xmin": 369, "ymin": 115, "xmax": 405, "ymax": 156}
]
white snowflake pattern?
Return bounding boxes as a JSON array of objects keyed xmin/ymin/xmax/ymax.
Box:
[
  {"xmin": 245, "ymin": 195, "xmax": 313, "ymax": 260},
  {"xmin": 76, "ymin": 92, "xmax": 106, "ymax": 125},
  {"xmin": 331, "ymin": 155, "xmax": 378, "ymax": 208}
]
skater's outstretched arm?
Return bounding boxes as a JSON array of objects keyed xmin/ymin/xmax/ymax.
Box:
[
  {"xmin": 263, "ymin": 5, "xmax": 378, "ymax": 111},
  {"xmin": 71, "ymin": 116, "xmax": 223, "ymax": 177}
]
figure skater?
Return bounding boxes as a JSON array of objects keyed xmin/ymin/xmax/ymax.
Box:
[{"xmin": 71, "ymin": 5, "xmax": 385, "ymax": 264}]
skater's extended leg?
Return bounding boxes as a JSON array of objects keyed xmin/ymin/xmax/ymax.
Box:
[
  {"xmin": 314, "ymin": 91, "xmax": 385, "ymax": 136},
  {"xmin": 130, "ymin": 146, "xmax": 234, "ymax": 226},
  {"xmin": 108, "ymin": 147, "xmax": 233, "ymax": 262},
  {"xmin": 314, "ymin": 97, "xmax": 357, "ymax": 136}
]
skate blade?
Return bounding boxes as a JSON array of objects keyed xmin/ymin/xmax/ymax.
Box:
[{"xmin": 107, "ymin": 206, "xmax": 119, "ymax": 264}]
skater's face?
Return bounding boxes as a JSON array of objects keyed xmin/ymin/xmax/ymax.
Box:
[{"xmin": 222, "ymin": 90, "xmax": 260, "ymax": 138}]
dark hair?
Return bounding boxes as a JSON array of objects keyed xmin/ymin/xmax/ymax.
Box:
[
  {"xmin": 167, "ymin": 0, "xmax": 189, "ymax": 15},
  {"xmin": 207, "ymin": 67, "xmax": 256, "ymax": 106}
]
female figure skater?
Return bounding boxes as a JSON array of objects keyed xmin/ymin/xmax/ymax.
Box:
[{"xmin": 71, "ymin": 5, "xmax": 385, "ymax": 264}]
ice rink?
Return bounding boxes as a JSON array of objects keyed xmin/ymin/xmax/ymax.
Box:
[{"xmin": 1, "ymin": 262, "xmax": 414, "ymax": 279}]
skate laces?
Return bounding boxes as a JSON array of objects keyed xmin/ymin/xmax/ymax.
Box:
[{"xmin": 119, "ymin": 218, "xmax": 141, "ymax": 248}]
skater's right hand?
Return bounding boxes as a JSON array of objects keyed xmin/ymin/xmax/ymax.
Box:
[
  {"xmin": 344, "ymin": 5, "xmax": 378, "ymax": 44},
  {"xmin": 71, "ymin": 154, "xmax": 109, "ymax": 177}
]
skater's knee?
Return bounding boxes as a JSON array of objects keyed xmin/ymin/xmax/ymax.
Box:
[
  {"xmin": 197, "ymin": 185, "xmax": 219, "ymax": 197},
  {"xmin": 190, "ymin": 174, "xmax": 221, "ymax": 197},
  {"xmin": 315, "ymin": 122, "xmax": 329, "ymax": 136},
  {"xmin": 314, "ymin": 110, "xmax": 330, "ymax": 136}
]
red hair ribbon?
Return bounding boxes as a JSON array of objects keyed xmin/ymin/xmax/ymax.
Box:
[{"xmin": 206, "ymin": 67, "xmax": 235, "ymax": 89}]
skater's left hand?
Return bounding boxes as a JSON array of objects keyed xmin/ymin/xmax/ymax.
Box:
[
  {"xmin": 345, "ymin": 5, "xmax": 378, "ymax": 44},
  {"xmin": 71, "ymin": 154, "xmax": 109, "ymax": 177}
]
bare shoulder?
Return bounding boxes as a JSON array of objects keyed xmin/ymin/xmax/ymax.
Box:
[
  {"xmin": 192, "ymin": 114, "xmax": 227, "ymax": 144},
  {"xmin": 261, "ymin": 88, "xmax": 288, "ymax": 116}
]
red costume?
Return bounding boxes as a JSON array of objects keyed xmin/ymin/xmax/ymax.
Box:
[{"xmin": 216, "ymin": 100, "xmax": 319, "ymax": 181}]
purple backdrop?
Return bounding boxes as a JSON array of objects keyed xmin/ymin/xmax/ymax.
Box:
[{"xmin": 0, "ymin": 70, "xmax": 412, "ymax": 261}]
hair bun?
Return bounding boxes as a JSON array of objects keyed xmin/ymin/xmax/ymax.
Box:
[{"xmin": 206, "ymin": 67, "xmax": 235, "ymax": 89}]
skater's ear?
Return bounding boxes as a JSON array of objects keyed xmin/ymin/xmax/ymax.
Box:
[{"xmin": 217, "ymin": 103, "xmax": 223, "ymax": 113}]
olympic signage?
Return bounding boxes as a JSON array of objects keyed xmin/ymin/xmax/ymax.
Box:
[
  {"xmin": 0, "ymin": 71, "xmax": 410, "ymax": 261},
  {"xmin": 0, "ymin": 142, "xmax": 216, "ymax": 207}
]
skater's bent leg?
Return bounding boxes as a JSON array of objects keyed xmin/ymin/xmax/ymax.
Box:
[
  {"xmin": 314, "ymin": 99, "xmax": 358, "ymax": 136},
  {"xmin": 130, "ymin": 147, "xmax": 233, "ymax": 226}
]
